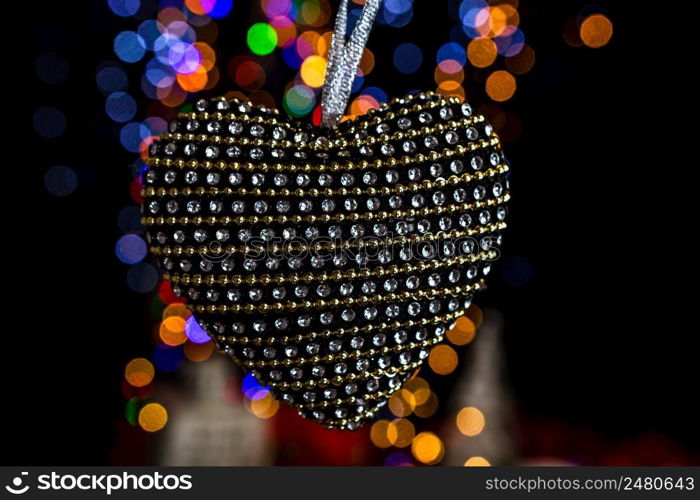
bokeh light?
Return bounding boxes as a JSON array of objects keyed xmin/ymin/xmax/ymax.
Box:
[
  {"xmin": 436, "ymin": 80, "xmax": 465, "ymax": 101},
  {"xmin": 385, "ymin": 452, "xmax": 413, "ymax": 466},
  {"xmin": 152, "ymin": 344, "xmax": 185, "ymax": 372},
  {"xmin": 184, "ymin": 0, "xmax": 207, "ymax": 15},
  {"xmin": 271, "ymin": 16, "xmax": 297, "ymax": 47},
  {"xmin": 413, "ymin": 391, "xmax": 439, "ymax": 418},
  {"xmin": 404, "ymin": 377, "xmax": 431, "ymax": 405},
  {"xmin": 115, "ymin": 234, "xmax": 148, "ymax": 264},
  {"xmin": 96, "ymin": 65, "xmax": 128, "ymax": 94},
  {"xmin": 194, "ymin": 42, "xmax": 217, "ymax": 70},
  {"xmin": 505, "ymin": 44, "xmax": 535, "ymax": 74},
  {"xmin": 126, "ymin": 262, "xmax": 159, "ymax": 293},
  {"xmin": 393, "ymin": 42, "xmax": 422, "ymax": 73},
  {"xmin": 137, "ymin": 20, "xmax": 162, "ymax": 51},
  {"xmin": 428, "ymin": 344, "xmax": 458, "ymax": 375},
  {"xmin": 389, "ymin": 389, "xmax": 416, "ymax": 417},
  {"xmin": 109, "ymin": 0, "xmax": 141, "ymax": 17},
  {"xmin": 106, "ymin": 92, "xmax": 138, "ymax": 123},
  {"xmin": 358, "ymin": 48, "xmax": 375, "ymax": 75},
  {"xmin": 124, "ymin": 358, "xmax": 155, "ymax": 387},
  {"xmin": 282, "ymin": 41, "xmax": 302, "ymax": 67},
  {"xmin": 125, "ymin": 397, "xmax": 139, "ymax": 426},
  {"xmin": 460, "ymin": 3, "xmax": 485, "ymax": 37},
  {"xmin": 233, "ymin": 59, "xmax": 266, "ymax": 90},
  {"xmin": 129, "ymin": 176, "xmax": 146, "ymax": 203},
  {"xmin": 283, "ymin": 84, "xmax": 316, "ymax": 116},
  {"xmin": 562, "ymin": 17, "xmax": 584, "ymax": 47},
  {"xmin": 144, "ymin": 60, "xmax": 174, "ymax": 88},
  {"xmin": 248, "ymin": 22, "xmax": 278, "ymax": 55},
  {"xmin": 33, "ymin": 107, "xmax": 66, "ymax": 138},
  {"xmin": 348, "ymin": 93, "xmax": 379, "ymax": 117},
  {"xmin": 580, "ymin": 14, "xmax": 613, "ymax": 48},
  {"xmin": 249, "ymin": 89, "xmax": 276, "ymax": 108},
  {"xmin": 168, "ymin": 41, "xmax": 202, "ymax": 74},
  {"xmin": 296, "ymin": 31, "xmax": 319, "ymax": 60},
  {"xmin": 138, "ymin": 402, "xmax": 168, "ymax": 432},
  {"xmin": 242, "ymin": 373, "xmax": 270, "ymax": 401},
  {"xmin": 387, "ymin": 418, "xmax": 415, "ymax": 447},
  {"xmin": 263, "ymin": 0, "xmax": 293, "ymax": 19},
  {"xmin": 456, "ymin": 406, "xmax": 486, "ymax": 436},
  {"xmin": 114, "ymin": 31, "xmax": 147, "ymax": 63},
  {"xmin": 163, "ymin": 302, "xmax": 192, "ymax": 321},
  {"xmin": 177, "ymin": 64, "xmax": 208, "ymax": 92},
  {"xmin": 494, "ymin": 28, "xmax": 524, "ymax": 57},
  {"xmin": 437, "ymin": 58, "xmax": 464, "ymax": 78},
  {"xmin": 298, "ymin": 0, "xmax": 331, "ymax": 27},
  {"xmin": 44, "ymin": 166, "xmax": 77, "ymax": 197},
  {"xmin": 485, "ymin": 70, "xmax": 516, "ymax": 102},
  {"xmin": 160, "ymin": 316, "xmax": 188, "ymax": 346},
  {"xmin": 35, "ymin": 53, "xmax": 69, "ymax": 84},
  {"xmin": 437, "ymin": 42, "xmax": 466, "ymax": 66},
  {"xmin": 411, "ymin": 432, "xmax": 444, "ymax": 465},
  {"xmin": 467, "ymin": 37, "xmax": 497, "ymax": 68},
  {"xmin": 316, "ymin": 30, "xmax": 333, "ymax": 57},
  {"xmin": 185, "ymin": 316, "xmax": 211, "ymax": 344},
  {"xmin": 208, "ymin": 0, "xmax": 234, "ymax": 19},
  {"xmin": 379, "ymin": 0, "xmax": 413, "ymax": 28},
  {"xmin": 361, "ymin": 86, "xmax": 388, "ymax": 104},
  {"xmin": 447, "ymin": 316, "xmax": 476, "ymax": 345},
  {"xmin": 245, "ymin": 392, "xmax": 280, "ymax": 419},
  {"xmin": 300, "ymin": 55, "xmax": 327, "ymax": 88},
  {"xmin": 143, "ymin": 116, "xmax": 167, "ymax": 135},
  {"xmin": 158, "ymin": 280, "xmax": 186, "ymax": 305},
  {"xmin": 465, "ymin": 456, "xmax": 491, "ymax": 466},
  {"xmin": 183, "ymin": 340, "xmax": 214, "ymax": 362},
  {"xmin": 370, "ymin": 419, "xmax": 393, "ymax": 448},
  {"xmin": 120, "ymin": 122, "xmax": 150, "ymax": 152}
]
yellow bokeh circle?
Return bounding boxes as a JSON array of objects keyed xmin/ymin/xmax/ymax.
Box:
[
  {"xmin": 456, "ymin": 406, "xmax": 486, "ymax": 436},
  {"xmin": 411, "ymin": 432, "xmax": 444, "ymax": 465},
  {"xmin": 138, "ymin": 403, "xmax": 168, "ymax": 432}
]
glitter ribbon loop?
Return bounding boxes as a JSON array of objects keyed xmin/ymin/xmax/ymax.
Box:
[{"xmin": 321, "ymin": 0, "xmax": 383, "ymax": 128}]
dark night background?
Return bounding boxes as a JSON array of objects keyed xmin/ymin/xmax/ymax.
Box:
[{"xmin": 4, "ymin": 0, "xmax": 695, "ymax": 465}]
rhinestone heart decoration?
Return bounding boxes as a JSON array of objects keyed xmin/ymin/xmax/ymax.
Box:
[{"xmin": 142, "ymin": 91, "xmax": 510, "ymax": 429}]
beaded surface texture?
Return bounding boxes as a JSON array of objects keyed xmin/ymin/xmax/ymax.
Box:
[{"xmin": 142, "ymin": 91, "xmax": 511, "ymax": 429}]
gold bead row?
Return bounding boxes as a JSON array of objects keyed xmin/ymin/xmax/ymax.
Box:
[
  {"xmin": 144, "ymin": 136, "xmax": 501, "ymax": 173},
  {"xmin": 296, "ymin": 383, "xmax": 402, "ymax": 411},
  {"xmin": 158, "ymin": 115, "xmax": 484, "ymax": 152},
  {"xmin": 339, "ymin": 94, "xmax": 465, "ymax": 135},
  {"xmin": 141, "ymin": 165, "xmax": 508, "ymax": 200},
  {"xmin": 212, "ymin": 307, "xmax": 468, "ymax": 347},
  {"xmin": 254, "ymin": 347, "xmax": 433, "ymax": 390},
  {"xmin": 240, "ymin": 335, "xmax": 441, "ymax": 370},
  {"xmin": 192, "ymin": 280, "xmax": 483, "ymax": 315},
  {"xmin": 165, "ymin": 251, "xmax": 496, "ymax": 287},
  {"xmin": 149, "ymin": 222, "xmax": 505, "ymax": 256},
  {"xmin": 177, "ymin": 91, "xmax": 452, "ymax": 134},
  {"xmin": 142, "ymin": 193, "xmax": 509, "ymax": 226},
  {"xmin": 319, "ymin": 405, "xmax": 383, "ymax": 429}
]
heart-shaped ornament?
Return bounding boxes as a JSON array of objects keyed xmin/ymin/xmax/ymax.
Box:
[{"xmin": 142, "ymin": 91, "xmax": 510, "ymax": 429}]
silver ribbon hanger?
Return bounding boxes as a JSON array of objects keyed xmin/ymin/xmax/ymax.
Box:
[{"xmin": 321, "ymin": 0, "xmax": 383, "ymax": 128}]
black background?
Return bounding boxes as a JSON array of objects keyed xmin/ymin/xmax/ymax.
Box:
[{"xmin": 5, "ymin": 0, "xmax": 695, "ymax": 464}]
